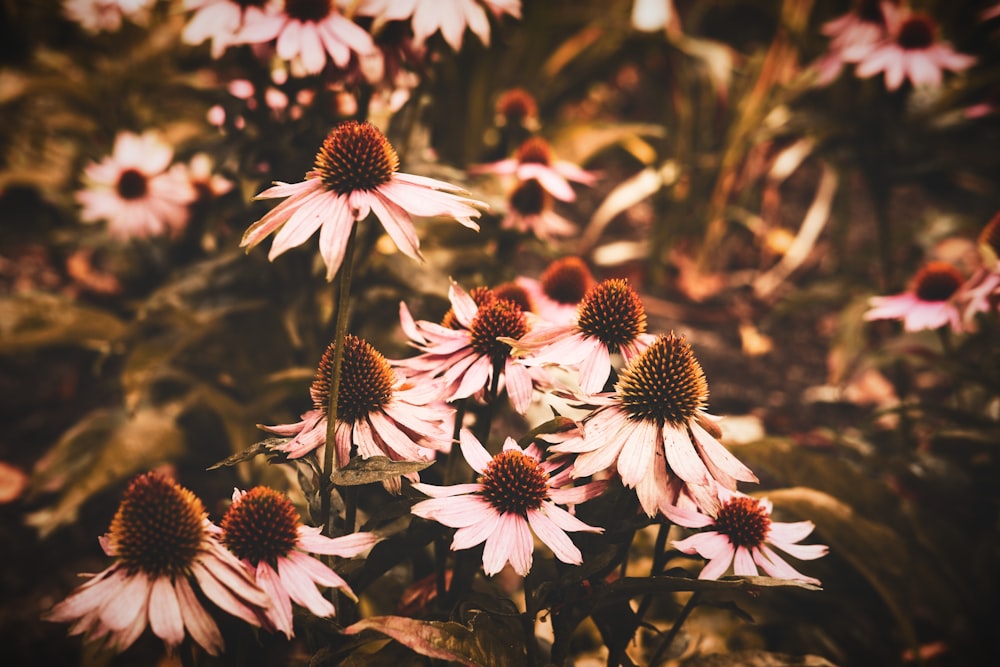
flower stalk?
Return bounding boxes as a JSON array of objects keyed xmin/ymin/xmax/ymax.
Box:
[{"xmin": 322, "ymin": 220, "xmax": 360, "ymax": 538}]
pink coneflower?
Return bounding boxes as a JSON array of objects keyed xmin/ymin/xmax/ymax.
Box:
[
  {"xmin": 76, "ymin": 130, "xmax": 197, "ymax": 241},
  {"xmin": 813, "ymin": 0, "xmax": 892, "ymax": 85},
  {"xmin": 665, "ymin": 487, "xmax": 827, "ymax": 584},
  {"xmin": 551, "ymin": 333, "xmax": 758, "ymax": 517},
  {"xmin": 502, "ymin": 179, "xmax": 578, "ymax": 242},
  {"xmin": 516, "ymin": 256, "xmax": 595, "ymax": 326},
  {"xmin": 45, "ymin": 473, "xmax": 270, "ymax": 656},
  {"xmin": 182, "ymin": 0, "xmax": 274, "ymax": 58},
  {"xmin": 218, "ymin": 487, "xmax": 378, "ymax": 637},
  {"xmin": 471, "ymin": 136, "xmax": 596, "ymax": 202},
  {"xmin": 411, "ymin": 431, "xmax": 603, "ymax": 576},
  {"xmin": 63, "ymin": 0, "xmax": 154, "ymax": 33},
  {"xmin": 242, "ymin": 120, "xmax": 485, "ymax": 280},
  {"xmin": 864, "ymin": 261, "xmax": 965, "ymax": 332},
  {"xmin": 234, "ymin": 0, "xmax": 380, "ymax": 75},
  {"xmin": 494, "ymin": 87, "xmax": 539, "ymax": 130},
  {"xmin": 359, "ymin": 0, "xmax": 520, "ymax": 51},
  {"xmin": 510, "ymin": 278, "xmax": 655, "ymax": 395},
  {"xmin": 855, "ymin": 11, "xmax": 975, "ymax": 90},
  {"xmin": 262, "ymin": 334, "xmax": 452, "ymax": 491},
  {"xmin": 394, "ymin": 282, "xmax": 536, "ymax": 414}
]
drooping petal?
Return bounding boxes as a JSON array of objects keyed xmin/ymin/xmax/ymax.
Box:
[
  {"xmin": 148, "ymin": 575, "xmax": 185, "ymax": 648},
  {"xmin": 174, "ymin": 576, "xmax": 224, "ymax": 655},
  {"xmin": 527, "ymin": 509, "xmax": 582, "ymax": 565}
]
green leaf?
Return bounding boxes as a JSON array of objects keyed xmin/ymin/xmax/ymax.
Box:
[
  {"xmin": 24, "ymin": 403, "xmax": 186, "ymax": 538},
  {"xmin": 0, "ymin": 293, "xmax": 124, "ymax": 353},
  {"xmin": 343, "ymin": 612, "xmax": 525, "ymax": 667},
  {"xmin": 207, "ymin": 438, "xmax": 291, "ymax": 470},
  {"xmin": 330, "ymin": 456, "xmax": 435, "ymax": 487},
  {"xmin": 763, "ymin": 487, "xmax": 920, "ymax": 656}
]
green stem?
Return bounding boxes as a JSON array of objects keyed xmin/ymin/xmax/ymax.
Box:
[
  {"xmin": 321, "ymin": 221, "xmax": 360, "ymax": 538},
  {"xmin": 444, "ymin": 399, "xmax": 468, "ymax": 485},
  {"xmin": 522, "ymin": 575, "xmax": 540, "ymax": 666},
  {"xmin": 649, "ymin": 591, "xmax": 702, "ymax": 666}
]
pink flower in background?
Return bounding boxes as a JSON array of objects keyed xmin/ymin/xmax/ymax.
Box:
[
  {"xmin": 45, "ymin": 473, "xmax": 270, "ymax": 656},
  {"xmin": 551, "ymin": 333, "xmax": 758, "ymax": 517},
  {"xmin": 855, "ymin": 11, "xmax": 974, "ymax": 90},
  {"xmin": 235, "ymin": 0, "xmax": 380, "ymax": 75},
  {"xmin": 864, "ymin": 261, "xmax": 965, "ymax": 332},
  {"xmin": 502, "ymin": 179, "xmax": 578, "ymax": 242},
  {"xmin": 63, "ymin": 0, "xmax": 154, "ymax": 33},
  {"xmin": 665, "ymin": 487, "xmax": 827, "ymax": 584},
  {"xmin": 471, "ymin": 136, "xmax": 596, "ymax": 202},
  {"xmin": 958, "ymin": 212, "xmax": 1000, "ymax": 324},
  {"xmin": 394, "ymin": 282, "xmax": 536, "ymax": 414},
  {"xmin": 813, "ymin": 0, "xmax": 892, "ymax": 85},
  {"xmin": 411, "ymin": 431, "xmax": 603, "ymax": 576},
  {"xmin": 182, "ymin": 0, "xmax": 274, "ymax": 58},
  {"xmin": 510, "ymin": 278, "xmax": 655, "ymax": 395},
  {"xmin": 242, "ymin": 121, "xmax": 485, "ymax": 280},
  {"xmin": 516, "ymin": 256, "xmax": 596, "ymax": 326},
  {"xmin": 219, "ymin": 487, "xmax": 379, "ymax": 637},
  {"xmin": 76, "ymin": 131, "xmax": 197, "ymax": 241},
  {"xmin": 262, "ymin": 335, "xmax": 452, "ymax": 491},
  {"xmin": 360, "ymin": 0, "xmax": 521, "ymax": 51}
]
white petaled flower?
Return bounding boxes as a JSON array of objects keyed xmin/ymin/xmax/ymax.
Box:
[
  {"xmin": 76, "ymin": 131, "xmax": 197, "ymax": 241},
  {"xmin": 219, "ymin": 487, "xmax": 379, "ymax": 637},
  {"xmin": 471, "ymin": 136, "xmax": 596, "ymax": 202},
  {"xmin": 864, "ymin": 261, "xmax": 965, "ymax": 333},
  {"xmin": 551, "ymin": 333, "xmax": 758, "ymax": 517},
  {"xmin": 261, "ymin": 334, "xmax": 453, "ymax": 492},
  {"xmin": 234, "ymin": 0, "xmax": 381, "ymax": 75},
  {"xmin": 45, "ymin": 473, "xmax": 271, "ymax": 656},
  {"xmin": 411, "ymin": 431, "xmax": 604, "ymax": 576},
  {"xmin": 63, "ymin": 0, "xmax": 155, "ymax": 33},
  {"xmin": 182, "ymin": 0, "xmax": 277, "ymax": 58},
  {"xmin": 358, "ymin": 0, "xmax": 521, "ymax": 51},
  {"xmin": 242, "ymin": 120, "xmax": 486, "ymax": 280},
  {"xmin": 665, "ymin": 487, "xmax": 828, "ymax": 585}
]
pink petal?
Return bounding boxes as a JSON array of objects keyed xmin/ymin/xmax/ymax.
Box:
[
  {"xmin": 577, "ymin": 342, "xmax": 611, "ymax": 394},
  {"xmin": 102, "ymin": 570, "xmax": 150, "ymax": 631},
  {"xmin": 732, "ymin": 546, "xmax": 759, "ymax": 576},
  {"xmin": 370, "ymin": 190, "xmax": 423, "ymax": 261},
  {"xmin": 451, "ymin": 510, "xmax": 501, "ymax": 549},
  {"xmin": 411, "ymin": 482, "xmax": 484, "ymax": 498},
  {"xmin": 527, "ymin": 509, "xmax": 582, "ymax": 565},
  {"xmin": 297, "ymin": 526, "xmax": 379, "ymax": 556},
  {"xmin": 459, "ymin": 430, "xmax": 493, "ymax": 473},
  {"xmin": 255, "ymin": 561, "xmax": 293, "ymax": 638},
  {"xmin": 690, "ymin": 421, "xmax": 758, "ymax": 484},
  {"xmin": 699, "ymin": 552, "xmax": 735, "ymax": 580},
  {"xmin": 411, "ymin": 494, "xmax": 492, "ymax": 528},
  {"xmin": 662, "ymin": 424, "xmax": 711, "ymax": 485},
  {"xmin": 317, "ymin": 194, "xmax": 355, "ymax": 280},
  {"xmin": 539, "ymin": 502, "xmax": 602, "ymax": 534},
  {"xmin": 174, "ymin": 577, "xmax": 224, "ymax": 655},
  {"xmin": 148, "ymin": 575, "xmax": 185, "ymax": 647},
  {"xmin": 275, "ymin": 20, "xmax": 302, "ymax": 59},
  {"xmin": 277, "ymin": 557, "xmax": 335, "ymax": 617}
]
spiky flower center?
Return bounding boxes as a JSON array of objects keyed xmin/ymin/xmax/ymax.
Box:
[
  {"xmin": 109, "ymin": 473, "xmax": 205, "ymax": 577},
  {"xmin": 469, "ymin": 298, "xmax": 528, "ymax": 363},
  {"xmin": 441, "ymin": 287, "xmax": 496, "ymax": 329},
  {"xmin": 313, "ymin": 121, "xmax": 399, "ymax": 195},
  {"xmin": 509, "ymin": 179, "xmax": 547, "ymax": 216},
  {"xmin": 516, "ymin": 137, "xmax": 553, "ymax": 165},
  {"xmin": 912, "ymin": 261, "xmax": 963, "ymax": 302},
  {"xmin": 617, "ymin": 333, "xmax": 709, "ymax": 425},
  {"xmin": 897, "ymin": 15, "xmax": 936, "ymax": 50},
  {"xmin": 496, "ymin": 88, "xmax": 538, "ymax": 126},
  {"xmin": 116, "ymin": 168, "xmax": 149, "ymax": 200},
  {"xmin": 479, "ymin": 449, "xmax": 549, "ymax": 515},
  {"xmin": 576, "ymin": 278, "xmax": 647, "ymax": 350},
  {"xmin": 714, "ymin": 496, "xmax": 771, "ymax": 549},
  {"xmin": 221, "ymin": 487, "xmax": 300, "ymax": 566},
  {"xmin": 311, "ymin": 334, "xmax": 396, "ymax": 422},
  {"xmin": 284, "ymin": 0, "xmax": 332, "ymax": 23},
  {"xmin": 493, "ymin": 282, "xmax": 533, "ymax": 314},
  {"xmin": 541, "ymin": 257, "xmax": 593, "ymax": 305}
]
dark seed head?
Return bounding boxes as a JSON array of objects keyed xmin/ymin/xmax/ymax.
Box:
[
  {"xmin": 479, "ymin": 449, "xmax": 549, "ymax": 515},
  {"xmin": 221, "ymin": 487, "xmax": 301, "ymax": 567},
  {"xmin": 541, "ymin": 256, "xmax": 594, "ymax": 305},
  {"xmin": 493, "ymin": 282, "xmax": 534, "ymax": 314},
  {"xmin": 516, "ymin": 137, "xmax": 553, "ymax": 166},
  {"xmin": 495, "ymin": 88, "xmax": 538, "ymax": 128},
  {"xmin": 311, "ymin": 334, "xmax": 396, "ymax": 422},
  {"xmin": 116, "ymin": 168, "xmax": 149, "ymax": 200},
  {"xmin": 616, "ymin": 333, "xmax": 709, "ymax": 426},
  {"xmin": 714, "ymin": 496, "xmax": 771, "ymax": 549},
  {"xmin": 911, "ymin": 261, "xmax": 963, "ymax": 302},
  {"xmin": 509, "ymin": 179, "xmax": 548, "ymax": 216},
  {"xmin": 312, "ymin": 121, "xmax": 399, "ymax": 195},
  {"xmin": 283, "ymin": 0, "xmax": 332, "ymax": 23},
  {"xmin": 441, "ymin": 287, "xmax": 496, "ymax": 329},
  {"xmin": 109, "ymin": 473, "xmax": 205, "ymax": 577},
  {"xmin": 897, "ymin": 14, "xmax": 936, "ymax": 50},
  {"xmin": 576, "ymin": 278, "xmax": 647, "ymax": 351},
  {"xmin": 469, "ymin": 298, "xmax": 528, "ymax": 364}
]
